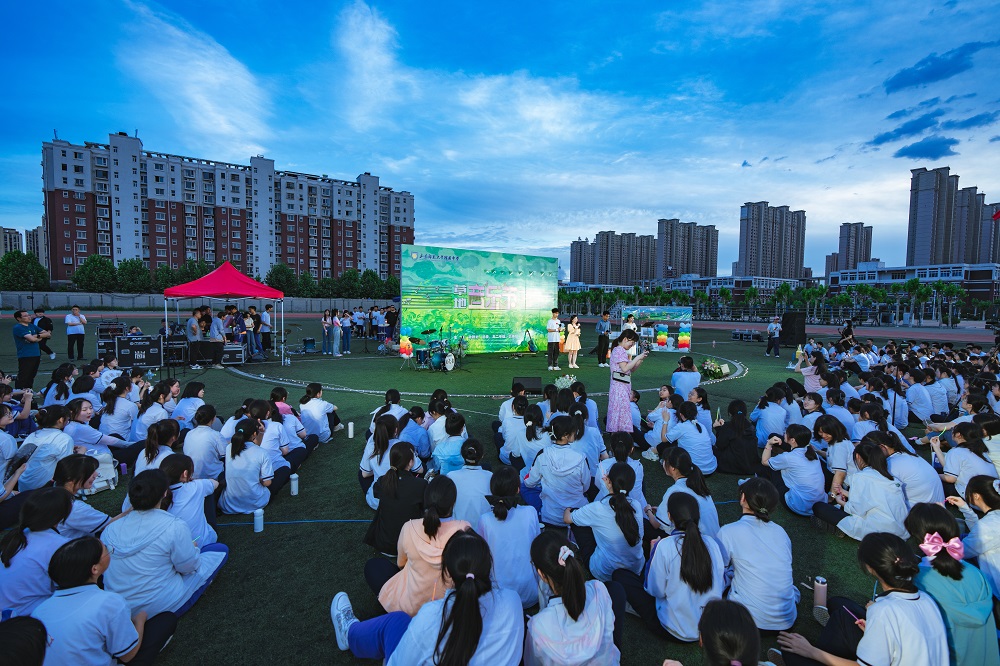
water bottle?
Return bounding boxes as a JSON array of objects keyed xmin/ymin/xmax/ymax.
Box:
[
  {"xmin": 290, "ymin": 474, "xmax": 299, "ymax": 496},
  {"xmin": 814, "ymin": 576, "xmax": 828, "ymax": 608},
  {"xmin": 253, "ymin": 508, "xmax": 264, "ymax": 532}
]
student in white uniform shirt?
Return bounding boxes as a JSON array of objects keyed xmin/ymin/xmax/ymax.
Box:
[
  {"xmin": 18, "ymin": 405, "xmax": 84, "ymax": 492},
  {"xmin": 513, "ymin": 404, "xmax": 553, "ymax": 472},
  {"xmin": 662, "ymin": 402, "xmax": 718, "ymax": 474},
  {"xmin": 55, "ymin": 455, "xmax": 128, "ymax": 539},
  {"xmin": 496, "ymin": 382, "xmax": 526, "ymax": 430},
  {"xmin": 718, "ymin": 478, "xmax": 800, "ymax": 631},
  {"xmin": 750, "ymin": 387, "xmax": 790, "ymax": 448},
  {"xmin": 922, "ymin": 372, "xmax": 949, "ymax": 418},
  {"xmin": 250, "ymin": 399, "xmax": 305, "ymax": 475},
  {"xmin": 70, "ymin": 375, "xmax": 104, "ymax": 413},
  {"xmin": 360, "ymin": 415, "xmax": 412, "ymax": 509},
  {"xmin": 159, "ymin": 377, "xmax": 180, "ymax": 415},
  {"xmin": 132, "ymin": 419, "xmax": 182, "ymax": 478},
  {"xmin": 219, "ymin": 419, "xmax": 287, "ymax": 513},
  {"xmin": 101, "ymin": 469, "xmax": 229, "ymax": 617},
  {"xmin": 183, "ymin": 405, "xmax": 227, "ymax": 481},
  {"xmin": 524, "ymin": 532, "xmax": 622, "ymax": 665},
  {"xmin": 774, "ymin": 533, "xmax": 949, "ymax": 666},
  {"xmin": 523, "ymin": 416, "xmax": 590, "ymax": 528},
  {"xmin": 40, "ymin": 368, "xmax": 72, "ymax": 407},
  {"xmin": 64, "ymin": 398, "xmax": 122, "ymax": 456},
  {"xmin": 823, "ymin": 388, "xmax": 857, "ymax": 436},
  {"xmin": 868, "ymin": 430, "xmax": 944, "ymax": 507},
  {"xmin": 447, "ymin": 439, "xmax": 492, "ymax": 524},
  {"xmin": 171, "ymin": 381, "xmax": 206, "ymax": 429},
  {"xmin": 159, "ymin": 454, "xmax": 218, "ymax": 547},
  {"xmin": 689, "ymin": 387, "xmax": 718, "ymax": 444},
  {"xmin": 949, "ymin": 475, "xmax": 1000, "ymax": 600},
  {"xmin": 812, "ymin": 441, "xmax": 910, "ymax": 541},
  {"xmin": 297, "ymin": 382, "xmax": 342, "ymax": 442},
  {"xmin": 613, "ymin": 491, "xmax": 725, "ymax": 642},
  {"xmin": 498, "ymin": 396, "xmax": 528, "ymax": 464},
  {"xmin": 129, "ymin": 383, "xmax": 171, "ymax": 443},
  {"xmin": 476, "ymin": 466, "xmax": 541, "ymax": 609},
  {"xmin": 595, "ymin": 433, "xmax": 647, "ymax": 508},
  {"xmin": 568, "ymin": 403, "xmax": 606, "ymax": 490},
  {"xmin": 760, "ymin": 424, "xmax": 826, "ymax": 516},
  {"xmin": 332, "ymin": 529, "xmax": 524, "ymax": 666},
  {"xmin": 98, "ymin": 377, "xmax": 139, "ymax": 441},
  {"xmin": 670, "ymin": 356, "xmax": 701, "ymax": 404},
  {"xmin": 570, "ymin": 381, "xmax": 600, "ymax": 431},
  {"xmin": 850, "ymin": 403, "xmax": 910, "ymax": 453},
  {"xmin": 0, "ymin": 487, "xmax": 73, "ymax": 615},
  {"xmin": 815, "ymin": 415, "xmax": 857, "ymax": 496},
  {"xmin": 369, "ymin": 388, "xmax": 409, "ymax": 436},
  {"xmin": 427, "ymin": 399, "xmax": 459, "ymax": 450},
  {"xmin": 932, "ymin": 422, "xmax": 999, "ymax": 497},
  {"xmin": 220, "ymin": 399, "xmax": 254, "ymax": 442},
  {"xmin": 564, "ymin": 462, "xmax": 644, "ymax": 582},
  {"xmin": 903, "ymin": 368, "xmax": 935, "ymax": 423},
  {"xmin": 645, "ymin": 447, "xmax": 721, "ymax": 539},
  {"xmin": 31, "ymin": 536, "xmax": 178, "ymax": 666},
  {"xmin": 662, "ymin": 600, "xmax": 769, "ymax": 666}
]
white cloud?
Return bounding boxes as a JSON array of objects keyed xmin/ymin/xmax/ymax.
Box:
[{"xmin": 116, "ymin": 1, "xmax": 271, "ymax": 160}]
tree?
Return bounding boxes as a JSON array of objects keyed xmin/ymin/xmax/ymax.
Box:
[
  {"xmin": 317, "ymin": 277, "xmax": 338, "ymax": 299},
  {"xmin": 360, "ymin": 269, "xmax": 383, "ymax": 299},
  {"xmin": 930, "ymin": 279, "xmax": 947, "ymax": 324},
  {"xmin": 264, "ymin": 263, "xmax": 298, "ymax": 296},
  {"xmin": 774, "ymin": 282, "xmax": 793, "ymax": 315},
  {"xmin": 0, "ymin": 251, "xmax": 49, "ymax": 291},
  {"xmin": 718, "ymin": 287, "xmax": 732, "ymax": 320},
  {"xmin": 72, "ymin": 256, "xmax": 117, "ymax": 292},
  {"xmin": 297, "ymin": 272, "xmax": 318, "ymax": 298},
  {"xmin": 174, "ymin": 260, "xmax": 213, "ymax": 285},
  {"xmin": 152, "ymin": 264, "xmax": 177, "ymax": 291},
  {"xmin": 337, "ymin": 269, "xmax": 362, "ymax": 299},
  {"xmin": 381, "ymin": 274, "xmax": 398, "ymax": 300},
  {"xmin": 914, "ymin": 285, "xmax": 933, "ymax": 325},
  {"xmin": 116, "ymin": 258, "xmax": 151, "ymax": 293},
  {"xmin": 743, "ymin": 286, "xmax": 760, "ymax": 314},
  {"xmin": 941, "ymin": 283, "xmax": 965, "ymax": 327},
  {"xmin": 889, "ymin": 284, "xmax": 904, "ymax": 326},
  {"xmin": 903, "ymin": 277, "xmax": 921, "ymax": 323}
]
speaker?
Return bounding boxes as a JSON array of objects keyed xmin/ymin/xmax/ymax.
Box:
[
  {"xmin": 779, "ymin": 312, "xmax": 807, "ymax": 347},
  {"xmin": 513, "ymin": 376, "xmax": 543, "ymax": 395}
]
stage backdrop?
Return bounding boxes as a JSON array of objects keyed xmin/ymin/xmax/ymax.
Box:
[{"xmin": 400, "ymin": 244, "xmax": 558, "ymax": 353}]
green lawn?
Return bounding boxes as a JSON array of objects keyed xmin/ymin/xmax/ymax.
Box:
[{"xmin": 0, "ymin": 317, "xmax": 921, "ymax": 665}]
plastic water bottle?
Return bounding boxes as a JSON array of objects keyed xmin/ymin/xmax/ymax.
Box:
[
  {"xmin": 814, "ymin": 576, "xmax": 828, "ymax": 608},
  {"xmin": 348, "ymin": 422, "xmax": 355, "ymax": 439},
  {"xmin": 253, "ymin": 508, "xmax": 264, "ymax": 532},
  {"xmin": 290, "ymin": 474, "xmax": 299, "ymax": 496}
]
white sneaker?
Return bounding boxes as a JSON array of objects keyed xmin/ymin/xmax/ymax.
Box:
[
  {"xmin": 335, "ymin": 354, "xmax": 343, "ymax": 357},
  {"xmin": 553, "ymin": 366, "xmax": 561, "ymax": 371},
  {"xmin": 212, "ymin": 364, "xmax": 225, "ymax": 369},
  {"xmin": 548, "ymin": 366, "xmax": 554, "ymax": 371},
  {"xmin": 333, "ymin": 423, "xmax": 345, "ymax": 432},
  {"xmin": 190, "ymin": 364, "xmax": 203, "ymax": 370},
  {"xmin": 642, "ymin": 448, "xmax": 659, "ymax": 461},
  {"xmin": 49, "ymin": 353, "xmax": 56, "ymax": 360},
  {"xmin": 331, "ymin": 592, "xmax": 359, "ymax": 651}
]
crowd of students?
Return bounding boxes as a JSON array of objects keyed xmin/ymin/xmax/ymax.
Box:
[{"xmin": 6, "ymin": 333, "xmax": 1000, "ymax": 664}]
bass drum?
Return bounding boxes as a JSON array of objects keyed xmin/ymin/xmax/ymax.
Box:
[
  {"xmin": 430, "ymin": 351, "xmax": 445, "ymax": 370},
  {"xmin": 443, "ymin": 353, "xmax": 456, "ymax": 372}
]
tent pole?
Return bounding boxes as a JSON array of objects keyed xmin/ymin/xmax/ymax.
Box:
[{"xmin": 280, "ymin": 300, "xmax": 285, "ymax": 366}]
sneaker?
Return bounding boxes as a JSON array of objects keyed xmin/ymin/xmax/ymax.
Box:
[
  {"xmin": 333, "ymin": 423, "xmax": 345, "ymax": 432},
  {"xmin": 548, "ymin": 366, "xmax": 554, "ymax": 371},
  {"xmin": 813, "ymin": 605, "xmax": 830, "ymax": 626},
  {"xmin": 764, "ymin": 353, "xmax": 770, "ymax": 357},
  {"xmin": 345, "ymin": 351, "xmax": 351, "ymax": 354},
  {"xmin": 213, "ymin": 364, "xmax": 225, "ymax": 369},
  {"xmin": 642, "ymin": 448, "xmax": 660, "ymax": 461},
  {"xmin": 335, "ymin": 354, "xmax": 343, "ymax": 357},
  {"xmin": 766, "ymin": 648, "xmax": 785, "ymax": 666},
  {"xmin": 190, "ymin": 364, "xmax": 203, "ymax": 370},
  {"xmin": 553, "ymin": 366, "xmax": 561, "ymax": 371},
  {"xmin": 330, "ymin": 592, "xmax": 359, "ymax": 651},
  {"xmin": 49, "ymin": 353, "xmax": 56, "ymax": 360}
]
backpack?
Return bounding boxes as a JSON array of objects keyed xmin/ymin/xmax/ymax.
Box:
[{"xmin": 82, "ymin": 451, "xmax": 119, "ymax": 495}]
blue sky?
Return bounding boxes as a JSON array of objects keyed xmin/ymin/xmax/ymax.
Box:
[{"xmin": 2, "ymin": 0, "xmax": 999, "ymax": 277}]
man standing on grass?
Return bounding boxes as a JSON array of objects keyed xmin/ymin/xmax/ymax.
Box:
[
  {"xmin": 261, "ymin": 304, "xmax": 274, "ymax": 353},
  {"xmin": 13, "ymin": 310, "xmax": 50, "ymax": 389},
  {"xmin": 546, "ymin": 308, "xmax": 562, "ymax": 371},
  {"xmin": 32, "ymin": 308, "xmax": 56, "ymax": 360},
  {"xmin": 594, "ymin": 311, "xmax": 611, "ymax": 368},
  {"xmin": 765, "ymin": 316, "xmax": 782, "ymax": 358}
]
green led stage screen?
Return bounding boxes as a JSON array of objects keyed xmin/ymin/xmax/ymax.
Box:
[{"xmin": 400, "ymin": 245, "xmax": 559, "ymax": 353}]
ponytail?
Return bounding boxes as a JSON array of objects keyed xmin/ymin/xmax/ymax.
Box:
[
  {"xmin": 785, "ymin": 424, "xmax": 817, "ymax": 460},
  {"xmin": 854, "ymin": 441, "xmax": 894, "ymax": 480},
  {"xmin": 523, "ymin": 405, "xmax": 544, "ymax": 442},
  {"xmin": 678, "ymin": 401, "xmax": 701, "ymax": 432},
  {"xmin": 530, "ymin": 532, "xmax": 587, "ymax": 621},
  {"xmin": 34, "ymin": 405, "xmax": 69, "ymax": 429},
  {"xmin": 144, "ymin": 419, "xmax": 180, "ymax": 465},
  {"xmin": 904, "ymin": 503, "xmax": 965, "ymax": 581},
  {"xmin": 460, "ymin": 438, "xmax": 483, "ymax": 465},
  {"xmin": 298, "ymin": 382, "xmax": 324, "ymax": 405},
  {"xmin": 664, "ymin": 447, "xmax": 711, "ymax": 498},
  {"xmin": 606, "ymin": 463, "xmax": 640, "ymax": 547},
  {"xmin": 486, "ymin": 466, "xmax": 520, "ymax": 521},
  {"xmin": 137, "ymin": 383, "xmax": 170, "ymax": 417},
  {"xmin": 193, "ymin": 404, "xmax": 217, "ymax": 427},
  {"xmin": 608, "ymin": 432, "xmax": 633, "ymax": 462},
  {"xmin": 862, "ymin": 429, "xmax": 916, "ymax": 457},
  {"xmin": 101, "ymin": 376, "xmax": 130, "ymax": 415},
  {"xmin": 233, "ymin": 398, "xmax": 255, "ymax": 420},
  {"xmin": 434, "ymin": 530, "xmax": 493, "ymax": 666},
  {"xmin": 739, "ymin": 477, "xmax": 779, "ymax": 522},
  {"xmin": 398, "ymin": 405, "xmax": 424, "ymax": 433},
  {"xmin": 1, "ymin": 487, "xmax": 73, "ymax": 567},
  {"xmin": 857, "ymin": 533, "xmax": 919, "ymax": 593},
  {"xmin": 568, "ymin": 402, "xmax": 587, "ymax": 441},
  {"xmin": 229, "ymin": 418, "xmax": 259, "ymax": 459},
  {"xmin": 374, "ymin": 388, "xmax": 401, "ymax": 420},
  {"xmin": 668, "ymin": 492, "xmax": 713, "ymax": 593},
  {"xmin": 370, "ymin": 415, "xmax": 398, "ymax": 462},
  {"xmin": 954, "ymin": 422, "xmax": 992, "ymax": 462},
  {"xmin": 380, "ymin": 442, "xmax": 414, "ymax": 501},
  {"xmin": 423, "ymin": 475, "xmax": 457, "ymax": 538}
]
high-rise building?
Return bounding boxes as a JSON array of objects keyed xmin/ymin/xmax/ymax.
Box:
[
  {"xmin": 906, "ymin": 166, "xmax": 958, "ymax": 265},
  {"xmin": 0, "ymin": 227, "xmax": 23, "ymax": 257},
  {"xmin": 733, "ymin": 201, "xmax": 806, "ymax": 278},
  {"xmin": 825, "ymin": 252, "xmax": 839, "ymax": 277},
  {"xmin": 41, "ymin": 133, "xmax": 414, "ymax": 283},
  {"xmin": 982, "ymin": 202, "xmax": 1000, "ymax": 264},
  {"xmin": 836, "ymin": 222, "xmax": 872, "ymax": 271},
  {"xmin": 572, "ymin": 230, "xmax": 657, "ymax": 285},
  {"xmin": 25, "ymin": 225, "xmax": 47, "ymax": 268},
  {"xmin": 955, "ymin": 186, "xmax": 985, "ymax": 264},
  {"xmin": 570, "ymin": 237, "xmax": 595, "ymax": 283},
  {"xmin": 656, "ymin": 218, "xmax": 718, "ymax": 278}
]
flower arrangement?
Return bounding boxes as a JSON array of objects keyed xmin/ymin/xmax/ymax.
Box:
[
  {"xmin": 700, "ymin": 359, "xmax": 727, "ymax": 380},
  {"xmin": 554, "ymin": 374, "xmax": 577, "ymax": 390}
]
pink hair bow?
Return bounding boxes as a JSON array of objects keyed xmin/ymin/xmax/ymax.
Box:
[{"xmin": 919, "ymin": 532, "xmax": 964, "ymax": 561}]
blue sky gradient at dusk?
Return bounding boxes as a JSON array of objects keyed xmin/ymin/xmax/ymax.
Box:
[{"xmin": 1, "ymin": 0, "xmax": 998, "ymax": 276}]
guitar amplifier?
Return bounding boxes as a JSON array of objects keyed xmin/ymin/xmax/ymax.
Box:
[{"xmin": 222, "ymin": 345, "xmax": 245, "ymax": 366}]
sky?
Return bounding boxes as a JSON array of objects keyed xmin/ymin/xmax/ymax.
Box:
[{"xmin": 1, "ymin": 0, "xmax": 999, "ymax": 278}]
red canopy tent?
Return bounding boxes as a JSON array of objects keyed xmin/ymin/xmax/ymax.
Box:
[{"xmin": 163, "ymin": 262, "xmax": 286, "ymax": 364}]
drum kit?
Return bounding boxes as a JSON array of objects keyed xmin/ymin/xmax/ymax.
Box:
[{"xmin": 409, "ymin": 328, "xmax": 468, "ymax": 372}]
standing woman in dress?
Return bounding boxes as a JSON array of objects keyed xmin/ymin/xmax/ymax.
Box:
[
  {"xmin": 331, "ymin": 308, "xmax": 343, "ymax": 357},
  {"xmin": 606, "ymin": 329, "xmax": 649, "ymax": 434},
  {"xmin": 564, "ymin": 315, "xmax": 582, "ymax": 369},
  {"xmin": 321, "ymin": 309, "xmax": 334, "ymax": 355}
]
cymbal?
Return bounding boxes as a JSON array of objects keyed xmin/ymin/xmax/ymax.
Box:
[
  {"xmin": 410, "ymin": 337, "xmax": 424, "ymax": 345},
  {"xmin": 421, "ymin": 328, "xmax": 437, "ymax": 335}
]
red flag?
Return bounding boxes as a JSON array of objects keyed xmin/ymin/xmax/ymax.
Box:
[{"xmin": 993, "ymin": 208, "xmax": 1000, "ymax": 221}]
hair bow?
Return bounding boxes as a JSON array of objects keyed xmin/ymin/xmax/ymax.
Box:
[
  {"xmin": 919, "ymin": 532, "xmax": 964, "ymax": 561},
  {"xmin": 557, "ymin": 545, "xmax": 575, "ymax": 567}
]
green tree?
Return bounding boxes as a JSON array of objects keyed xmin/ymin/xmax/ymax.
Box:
[
  {"xmin": 337, "ymin": 269, "xmax": 362, "ymax": 299},
  {"xmin": 774, "ymin": 282, "xmax": 793, "ymax": 314},
  {"xmin": 718, "ymin": 287, "xmax": 732, "ymax": 320},
  {"xmin": 297, "ymin": 271, "xmax": 317, "ymax": 298},
  {"xmin": 903, "ymin": 277, "xmax": 921, "ymax": 323},
  {"xmin": 116, "ymin": 258, "xmax": 151, "ymax": 293},
  {"xmin": 152, "ymin": 264, "xmax": 177, "ymax": 291},
  {"xmin": 382, "ymin": 275, "xmax": 400, "ymax": 299},
  {"xmin": 174, "ymin": 259, "xmax": 213, "ymax": 285},
  {"xmin": 743, "ymin": 286, "xmax": 760, "ymax": 313},
  {"xmin": 360, "ymin": 269, "xmax": 383, "ymax": 299},
  {"xmin": 889, "ymin": 284, "xmax": 905, "ymax": 325},
  {"xmin": 915, "ymin": 285, "xmax": 933, "ymax": 324},
  {"xmin": 317, "ymin": 277, "xmax": 338, "ymax": 299},
  {"xmin": 264, "ymin": 263, "xmax": 298, "ymax": 297},
  {"xmin": 941, "ymin": 283, "xmax": 965, "ymax": 327},
  {"xmin": 0, "ymin": 251, "xmax": 49, "ymax": 291},
  {"xmin": 72, "ymin": 256, "xmax": 117, "ymax": 292}
]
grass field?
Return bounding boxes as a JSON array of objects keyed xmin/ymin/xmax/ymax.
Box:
[{"xmin": 0, "ymin": 315, "xmax": 924, "ymax": 665}]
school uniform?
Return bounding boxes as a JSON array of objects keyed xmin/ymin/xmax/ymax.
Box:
[
  {"xmin": 519, "ymin": 432, "xmax": 553, "ymax": 470},
  {"xmin": 656, "ymin": 478, "xmax": 720, "ymax": 537},
  {"xmin": 570, "ymin": 496, "xmax": 644, "ymax": 581},
  {"xmin": 300, "ymin": 398, "xmax": 337, "ymax": 442},
  {"xmin": 837, "ymin": 467, "xmax": 910, "ymax": 541},
  {"xmin": 851, "ymin": 421, "xmax": 912, "ymax": 451},
  {"xmin": 670, "ymin": 371, "xmax": 701, "ymax": 401},
  {"xmin": 31, "ymin": 584, "xmax": 140, "ymax": 666},
  {"xmin": 524, "ymin": 581, "xmax": 620, "ymax": 666},
  {"xmin": 581, "ymin": 398, "xmax": 600, "ymax": 430},
  {"xmin": 0, "ymin": 429, "xmax": 16, "ymax": 474},
  {"xmin": 924, "ymin": 381, "xmax": 948, "ymax": 416},
  {"xmin": 943, "ymin": 447, "xmax": 998, "ymax": 497},
  {"xmin": 780, "ymin": 399, "xmax": 802, "ymax": 427},
  {"xmin": 825, "ymin": 405, "xmax": 856, "ymax": 435},
  {"xmin": 399, "ymin": 419, "xmax": 431, "ymax": 460},
  {"xmin": 595, "ymin": 457, "xmax": 647, "ymax": 507},
  {"xmin": 498, "ymin": 397, "xmax": 516, "ymax": 424},
  {"xmin": 219, "ymin": 415, "xmax": 241, "ymax": 442},
  {"xmin": 64, "ymin": 421, "xmax": 112, "ymax": 455},
  {"xmin": 695, "ymin": 406, "xmax": 717, "ymax": 445},
  {"xmin": 172, "ymin": 397, "xmax": 205, "ymax": 429},
  {"xmin": 839, "ymin": 382, "xmax": 861, "ymax": 402},
  {"xmin": 132, "ymin": 445, "xmax": 173, "ymax": 477},
  {"xmin": 476, "ymin": 504, "xmax": 541, "ymax": 608},
  {"xmin": 958, "ymin": 506, "xmax": 1000, "ymax": 599},
  {"xmin": 855, "ymin": 590, "xmax": 949, "ymax": 666},
  {"xmin": 183, "ymin": 425, "xmax": 226, "ymax": 480},
  {"xmin": 644, "ymin": 408, "xmax": 671, "ymax": 447},
  {"xmin": 767, "ymin": 448, "xmax": 826, "ymax": 516},
  {"xmin": 750, "ymin": 403, "xmax": 788, "ymax": 447},
  {"xmin": 101, "ymin": 509, "xmax": 227, "ymax": 615},
  {"xmin": 570, "ymin": 426, "xmax": 604, "ymax": 481},
  {"xmin": 498, "ymin": 415, "xmax": 524, "ymax": 464},
  {"xmin": 886, "ymin": 452, "xmax": 944, "ymax": 506},
  {"xmin": 906, "ymin": 383, "xmax": 934, "ymax": 422},
  {"xmin": 0, "ymin": 528, "xmax": 68, "ymax": 615},
  {"xmin": 219, "ymin": 443, "xmax": 274, "ymax": 514},
  {"xmin": 629, "ymin": 402, "xmax": 642, "ymax": 431},
  {"xmin": 387, "ymin": 588, "xmax": 523, "ymax": 666},
  {"xmin": 432, "ymin": 435, "xmax": 466, "ymax": 476},
  {"xmin": 281, "ymin": 413, "xmax": 313, "ymax": 452},
  {"xmin": 19, "ymin": 428, "xmax": 76, "ymax": 491},
  {"xmin": 524, "ymin": 445, "xmax": 590, "ymax": 525},
  {"xmin": 717, "ymin": 515, "xmax": 799, "ymax": 631},
  {"xmin": 59, "ymin": 498, "xmax": 112, "ymax": 539},
  {"xmin": 644, "ymin": 532, "xmax": 727, "ymax": 641},
  {"xmin": 447, "ymin": 465, "xmax": 492, "ymax": 525},
  {"xmin": 427, "ymin": 416, "xmax": 450, "ymax": 450},
  {"xmin": 166, "ymin": 480, "xmax": 217, "ymax": 546},
  {"xmin": 537, "ymin": 401, "xmax": 554, "ymax": 426},
  {"xmin": 665, "ymin": 421, "xmax": 717, "ymax": 474},
  {"xmin": 41, "ymin": 384, "xmax": 71, "ymax": 407},
  {"xmin": 259, "ymin": 420, "xmax": 292, "ymax": 472},
  {"xmin": 886, "ymin": 392, "xmax": 909, "ymax": 431},
  {"xmin": 360, "ymin": 437, "xmax": 401, "ymax": 509},
  {"xmin": 74, "ymin": 389, "xmax": 104, "ymax": 412},
  {"xmin": 826, "ymin": 438, "xmax": 860, "ymax": 487},
  {"xmin": 370, "ymin": 404, "xmax": 408, "ymax": 433},
  {"xmin": 938, "ymin": 376, "xmax": 960, "ymax": 407},
  {"xmin": 914, "ymin": 561, "xmax": 1000, "ymax": 666},
  {"xmin": 129, "ymin": 403, "xmax": 170, "ymax": 443},
  {"xmin": 99, "ymin": 399, "xmax": 138, "ymax": 440}
]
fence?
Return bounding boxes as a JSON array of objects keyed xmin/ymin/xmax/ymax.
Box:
[{"xmin": 0, "ymin": 291, "xmax": 396, "ymax": 313}]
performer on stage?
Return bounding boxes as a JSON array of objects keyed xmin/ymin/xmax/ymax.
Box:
[
  {"xmin": 546, "ymin": 308, "xmax": 562, "ymax": 371},
  {"xmin": 564, "ymin": 315, "xmax": 582, "ymax": 369},
  {"xmin": 594, "ymin": 311, "xmax": 611, "ymax": 368},
  {"xmin": 606, "ymin": 329, "xmax": 648, "ymax": 433}
]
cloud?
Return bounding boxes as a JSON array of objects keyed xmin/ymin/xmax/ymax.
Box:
[
  {"xmin": 815, "ymin": 155, "xmax": 836, "ymax": 164},
  {"xmin": 117, "ymin": 1, "xmax": 271, "ymax": 159},
  {"xmin": 892, "ymin": 135, "xmax": 959, "ymax": 159},
  {"xmin": 944, "ymin": 93, "xmax": 976, "ymax": 103},
  {"xmin": 940, "ymin": 111, "xmax": 1000, "ymax": 130},
  {"xmin": 883, "ymin": 41, "xmax": 1000, "ymax": 93},
  {"xmin": 990, "ymin": 136, "xmax": 1000, "ymax": 143},
  {"xmin": 868, "ymin": 110, "xmax": 944, "ymax": 145},
  {"xmin": 885, "ymin": 97, "xmax": 940, "ymax": 119}
]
